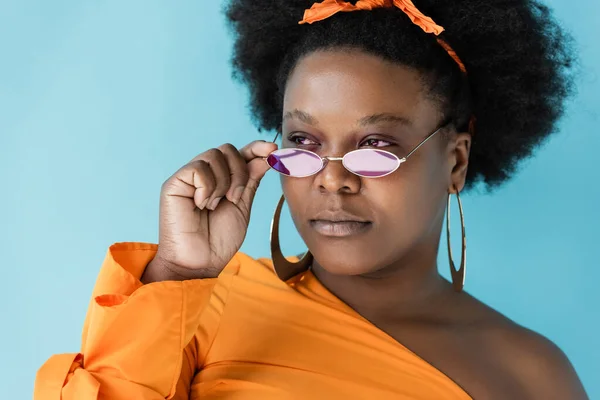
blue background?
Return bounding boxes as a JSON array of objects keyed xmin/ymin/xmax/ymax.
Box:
[{"xmin": 0, "ymin": 1, "xmax": 598, "ymax": 398}]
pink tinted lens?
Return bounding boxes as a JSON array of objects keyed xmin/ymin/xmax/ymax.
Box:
[
  {"xmin": 343, "ymin": 149, "xmax": 400, "ymax": 177},
  {"xmin": 266, "ymin": 149, "xmax": 323, "ymax": 177}
]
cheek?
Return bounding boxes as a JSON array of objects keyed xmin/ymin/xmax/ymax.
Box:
[
  {"xmin": 281, "ymin": 176, "xmax": 311, "ymax": 219},
  {"xmin": 369, "ymin": 159, "xmax": 445, "ymax": 230},
  {"xmin": 401, "ymin": 147, "xmax": 449, "ymax": 198}
]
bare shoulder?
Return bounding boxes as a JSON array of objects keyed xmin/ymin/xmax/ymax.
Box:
[
  {"xmin": 494, "ymin": 323, "xmax": 587, "ymax": 399},
  {"xmin": 457, "ymin": 294, "xmax": 589, "ymax": 399}
]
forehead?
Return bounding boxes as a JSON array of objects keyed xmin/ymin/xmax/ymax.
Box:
[{"xmin": 283, "ymin": 50, "xmax": 439, "ymax": 125}]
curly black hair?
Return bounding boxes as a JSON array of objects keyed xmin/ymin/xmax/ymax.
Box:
[{"xmin": 225, "ymin": 0, "xmax": 575, "ymax": 190}]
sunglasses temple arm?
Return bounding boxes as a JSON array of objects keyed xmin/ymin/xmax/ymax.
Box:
[{"xmin": 404, "ymin": 127, "xmax": 442, "ymax": 160}]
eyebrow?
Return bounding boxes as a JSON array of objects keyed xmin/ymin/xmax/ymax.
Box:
[
  {"xmin": 282, "ymin": 110, "xmax": 413, "ymax": 128},
  {"xmin": 283, "ymin": 109, "xmax": 319, "ymax": 126},
  {"xmin": 358, "ymin": 113, "xmax": 412, "ymax": 127}
]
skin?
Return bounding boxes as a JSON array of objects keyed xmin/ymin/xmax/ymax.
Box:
[
  {"xmin": 279, "ymin": 49, "xmax": 588, "ymax": 399},
  {"xmin": 143, "ymin": 48, "xmax": 588, "ymax": 399}
]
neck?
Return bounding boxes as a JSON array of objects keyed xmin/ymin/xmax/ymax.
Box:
[{"xmin": 311, "ymin": 241, "xmax": 450, "ymax": 320}]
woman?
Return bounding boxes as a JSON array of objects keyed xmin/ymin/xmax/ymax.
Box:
[{"xmin": 34, "ymin": 0, "xmax": 587, "ymax": 399}]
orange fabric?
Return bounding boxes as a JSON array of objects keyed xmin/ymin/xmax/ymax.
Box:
[
  {"xmin": 435, "ymin": 38, "xmax": 467, "ymax": 74},
  {"xmin": 299, "ymin": 0, "xmax": 468, "ymax": 77},
  {"xmin": 35, "ymin": 242, "xmax": 472, "ymax": 399},
  {"xmin": 300, "ymin": 0, "xmax": 444, "ymax": 35}
]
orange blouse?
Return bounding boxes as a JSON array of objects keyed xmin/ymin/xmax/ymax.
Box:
[{"xmin": 34, "ymin": 242, "xmax": 471, "ymax": 399}]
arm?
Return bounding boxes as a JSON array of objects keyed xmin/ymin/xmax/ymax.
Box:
[{"xmin": 34, "ymin": 243, "xmax": 220, "ymax": 400}]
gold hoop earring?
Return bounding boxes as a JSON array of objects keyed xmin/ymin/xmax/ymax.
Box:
[
  {"xmin": 447, "ymin": 189, "xmax": 467, "ymax": 292},
  {"xmin": 270, "ymin": 194, "xmax": 313, "ymax": 281}
]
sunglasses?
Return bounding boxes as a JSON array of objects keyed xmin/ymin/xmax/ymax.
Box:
[{"xmin": 265, "ymin": 122, "xmax": 446, "ymax": 178}]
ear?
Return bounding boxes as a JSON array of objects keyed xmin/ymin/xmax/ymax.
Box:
[{"xmin": 448, "ymin": 132, "xmax": 472, "ymax": 193}]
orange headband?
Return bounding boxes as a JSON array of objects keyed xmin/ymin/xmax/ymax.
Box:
[{"xmin": 299, "ymin": 0, "xmax": 467, "ymax": 74}]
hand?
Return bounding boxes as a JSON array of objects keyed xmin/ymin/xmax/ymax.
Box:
[{"xmin": 142, "ymin": 141, "xmax": 278, "ymax": 282}]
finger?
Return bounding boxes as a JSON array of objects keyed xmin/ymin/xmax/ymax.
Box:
[
  {"xmin": 238, "ymin": 140, "xmax": 279, "ymax": 168},
  {"xmin": 239, "ymin": 140, "xmax": 278, "ymax": 185},
  {"xmin": 201, "ymin": 149, "xmax": 231, "ymax": 210},
  {"xmin": 191, "ymin": 161, "xmax": 216, "ymax": 210},
  {"xmin": 164, "ymin": 160, "xmax": 216, "ymax": 210},
  {"xmin": 218, "ymin": 143, "xmax": 250, "ymax": 204},
  {"xmin": 237, "ymin": 140, "xmax": 278, "ymax": 209}
]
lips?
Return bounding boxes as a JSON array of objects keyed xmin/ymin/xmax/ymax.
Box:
[
  {"xmin": 309, "ymin": 210, "xmax": 372, "ymax": 237},
  {"xmin": 310, "ymin": 220, "xmax": 372, "ymax": 237},
  {"xmin": 311, "ymin": 209, "xmax": 369, "ymax": 223}
]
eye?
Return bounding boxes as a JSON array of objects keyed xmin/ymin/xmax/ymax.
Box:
[
  {"xmin": 360, "ymin": 138, "xmax": 393, "ymax": 148},
  {"xmin": 289, "ymin": 134, "xmax": 319, "ymax": 146}
]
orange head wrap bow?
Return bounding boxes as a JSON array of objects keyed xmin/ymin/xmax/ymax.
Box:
[
  {"xmin": 300, "ymin": 0, "xmax": 444, "ymax": 35},
  {"xmin": 299, "ymin": 0, "xmax": 466, "ymax": 74}
]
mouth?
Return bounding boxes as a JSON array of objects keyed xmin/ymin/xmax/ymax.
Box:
[
  {"xmin": 309, "ymin": 220, "xmax": 372, "ymax": 237},
  {"xmin": 309, "ymin": 209, "xmax": 372, "ymax": 237}
]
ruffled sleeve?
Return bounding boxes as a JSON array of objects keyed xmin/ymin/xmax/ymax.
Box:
[{"xmin": 34, "ymin": 242, "xmax": 234, "ymax": 400}]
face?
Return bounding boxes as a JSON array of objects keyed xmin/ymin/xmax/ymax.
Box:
[{"xmin": 281, "ymin": 49, "xmax": 470, "ymax": 276}]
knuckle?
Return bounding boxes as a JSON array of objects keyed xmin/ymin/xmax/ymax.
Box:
[
  {"xmin": 192, "ymin": 163, "xmax": 215, "ymax": 187},
  {"xmin": 218, "ymin": 143, "xmax": 237, "ymax": 152},
  {"xmin": 204, "ymin": 148, "xmax": 222, "ymax": 158},
  {"xmin": 190, "ymin": 159, "xmax": 209, "ymax": 170},
  {"xmin": 161, "ymin": 176, "xmax": 179, "ymax": 194}
]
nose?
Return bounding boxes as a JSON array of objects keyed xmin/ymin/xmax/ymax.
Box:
[{"xmin": 314, "ymin": 157, "xmax": 361, "ymax": 194}]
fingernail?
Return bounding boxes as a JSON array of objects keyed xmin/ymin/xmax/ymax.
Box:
[
  {"xmin": 199, "ymin": 198, "xmax": 209, "ymax": 210},
  {"xmin": 232, "ymin": 186, "xmax": 245, "ymax": 204},
  {"xmin": 208, "ymin": 197, "xmax": 222, "ymax": 210}
]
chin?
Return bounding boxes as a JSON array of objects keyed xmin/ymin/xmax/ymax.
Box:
[{"xmin": 309, "ymin": 239, "xmax": 382, "ymax": 276}]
